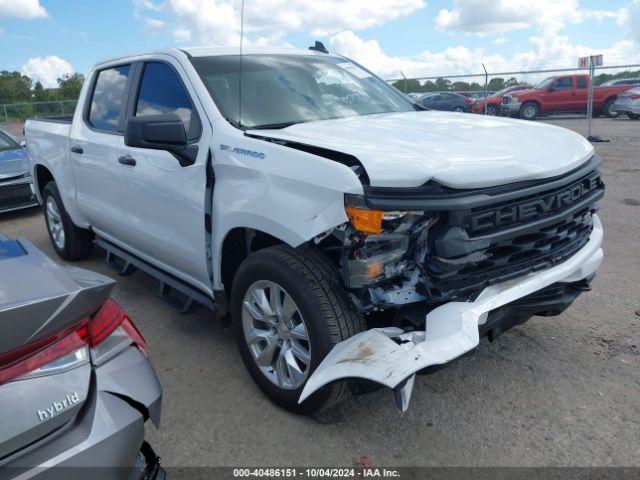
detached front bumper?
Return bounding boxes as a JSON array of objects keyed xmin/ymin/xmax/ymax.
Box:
[{"xmin": 300, "ymin": 215, "xmax": 603, "ymax": 411}]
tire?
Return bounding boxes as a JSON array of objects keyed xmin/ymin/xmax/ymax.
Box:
[
  {"xmin": 519, "ymin": 102, "xmax": 540, "ymax": 120},
  {"xmin": 453, "ymin": 107, "xmax": 464, "ymax": 112},
  {"xmin": 627, "ymin": 113, "xmax": 640, "ymax": 120},
  {"xmin": 485, "ymin": 104, "xmax": 499, "ymax": 116},
  {"xmin": 603, "ymin": 98, "xmax": 619, "ymax": 118},
  {"xmin": 42, "ymin": 181, "xmax": 93, "ymax": 260},
  {"xmin": 231, "ymin": 245, "xmax": 365, "ymax": 414}
]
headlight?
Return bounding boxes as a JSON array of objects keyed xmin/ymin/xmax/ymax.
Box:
[{"xmin": 341, "ymin": 195, "xmax": 437, "ymax": 288}]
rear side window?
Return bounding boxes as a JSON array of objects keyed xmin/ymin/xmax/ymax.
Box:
[
  {"xmin": 576, "ymin": 77, "xmax": 587, "ymax": 89},
  {"xmin": 89, "ymin": 65, "xmax": 131, "ymax": 132},
  {"xmin": 135, "ymin": 62, "xmax": 201, "ymax": 141}
]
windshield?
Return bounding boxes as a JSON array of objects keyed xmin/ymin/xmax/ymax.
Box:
[
  {"xmin": 190, "ymin": 54, "xmax": 416, "ymax": 129},
  {"xmin": 0, "ymin": 130, "xmax": 20, "ymax": 151},
  {"xmin": 534, "ymin": 77, "xmax": 556, "ymax": 90}
]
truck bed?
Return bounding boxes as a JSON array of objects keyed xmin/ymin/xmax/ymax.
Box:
[{"xmin": 31, "ymin": 115, "xmax": 74, "ymax": 124}]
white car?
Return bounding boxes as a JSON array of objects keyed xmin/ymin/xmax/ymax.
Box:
[{"xmin": 26, "ymin": 46, "xmax": 604, "ymax": 413}]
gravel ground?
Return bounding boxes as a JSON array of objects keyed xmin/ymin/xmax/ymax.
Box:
[{"xmin": 1, "ymin": 116, "xmax": 639, "ymax": 468}]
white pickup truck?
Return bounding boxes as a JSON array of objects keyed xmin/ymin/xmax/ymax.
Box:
[{"xmin": 26, "ymin": 46, "xmax": 605, "ymax": 413}]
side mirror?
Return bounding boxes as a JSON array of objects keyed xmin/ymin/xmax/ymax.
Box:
[
  {"xmin": 125, "ymin": 113, "xmax": 187, "ymax": 151},
  {"xmin": 124, "ymin": 113, "xmax": 197, "ymax": 166}
]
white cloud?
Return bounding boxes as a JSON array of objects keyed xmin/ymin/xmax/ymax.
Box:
[
  {"xmin": 329, "ymin": 29, "xmax": 640, "ymax": 81},
  {"xmin": 618, "ymin": 0, "xmax": 640, "ymax": 44},
  {"xmin": 173, "ymin": 27, "xmax": 191, "ymax": 42},
  {"xmin": 492, "ymin": 37, "xmax": 507, "ymax": 45},
  {"xmin": 135, "ymin": 0, "xmax": 425, "ymax": 46},
  {"xmin": 144, "ymin": 17, "xmax": 165, "ymax": 30},
  {"xmin": 22, "ymin": 56, "xmax": 74, "ymax": 88},
  {"xmin": 435, "ymin": 0, "xmax": 617, "ymax": 35},
  {"xmin": 0, "ymin": 0, "xmax": 47, "ymax": 19}
]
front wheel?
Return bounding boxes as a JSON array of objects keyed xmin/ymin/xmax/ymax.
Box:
[
  {"xmin": 519, "ymin": 102, "xmax": 540, "ymax": 120},
  {"xmin": 231, "ymin": 245, "xmax": 364, "ymax": 414},
  {"xmin": 42, "ymin": 182, "xmax": 93, "ymax": 260}
]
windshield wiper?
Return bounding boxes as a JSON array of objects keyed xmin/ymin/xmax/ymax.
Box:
[{"xmin": 249, "ymin": 121, "xmax": 305, "ymax": 130}]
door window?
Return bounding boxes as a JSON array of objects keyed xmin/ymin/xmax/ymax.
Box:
[
  {"xmin": 88, "ymin": 65, "xmax": 131, "ymax": 132},
  {"xmin": 135, "ymin": 62, "xmax": 201, "ymax": 141},
  {"xmin": 552, "ymin": 78, "xmax": 573, "ymax": 90},
  {"xmin": 576, "ymin": 77, "xmax": 587, "ymax": 89}
]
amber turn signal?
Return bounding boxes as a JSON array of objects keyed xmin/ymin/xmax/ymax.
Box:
[{"xmin": 345, "ymin": 207, "xmax": 383, "ymax": 234}]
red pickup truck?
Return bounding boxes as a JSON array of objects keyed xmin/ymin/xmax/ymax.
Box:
[{"xmin": 501, "ymin": 74, "xmax": 634, "ymax": 120}]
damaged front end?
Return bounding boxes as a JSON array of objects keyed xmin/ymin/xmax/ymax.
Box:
[{"xmin": 307, "ymin": 158, "xmax": 605, "ymax": 411}]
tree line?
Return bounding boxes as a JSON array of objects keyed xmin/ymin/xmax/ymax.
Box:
[
  {"xmin": 392, "ymin": 70, "xmax": 640, "ymax": 93},
  {"xmin": 0, "ymin": 71, "xmax": 84, "ymax": 105}
]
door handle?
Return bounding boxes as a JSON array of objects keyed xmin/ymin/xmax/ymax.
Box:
[
  {"xmin": 118, "ymin": 155, "xmax": 137, "ymax": 166},
  {"xmin": 70, "ymin": 145, "xmax": 83, "ymax": 154}
]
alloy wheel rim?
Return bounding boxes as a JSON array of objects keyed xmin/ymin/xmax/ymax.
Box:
[
  {"xmin": 524, "ymin": 105, "xmax": 536, "ymax": 118},
  {"xmin": 242, "ymin": 280, "xmax": 311, "ymax": 390},
  {"xmin": 46, "ymin": 196, "xmax": 65, "ymax": 250}
]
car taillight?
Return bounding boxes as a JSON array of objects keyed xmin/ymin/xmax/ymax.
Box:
[
  {"xmin": 465, "ymin": 97, "xmax": 472, "ymax": 103},
  {"xmin": 0, "ymin": 298, "xmax": 145, "ymax": 385},
  {"xmin": 0, "ymin": 325, "xmax": 89, "ymax": 385},
  {"xmin": 89, "ymin": 298, "xmax": 147, "ymax": 364}
]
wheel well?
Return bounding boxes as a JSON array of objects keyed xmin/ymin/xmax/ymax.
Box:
[
  {"xmin": 521, "ymin": 100, "xmax": 540, "ymax": 109},
  {"xmin": 35, "ymin": 164, "xmax": 54, "ymax": 197},
  {"xmin": 220, "ymin": 228, "xmax": 284, "ymax": 294}
]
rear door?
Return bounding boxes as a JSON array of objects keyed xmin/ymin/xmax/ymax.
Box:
[
  {"xmin": 115, "ymin": 56, "xmax": 213, "ymax": 294},
  {"xmin": 572, "ymin": 76, "xmax": 588, "ymax": 110},
  {"xmin": 69, "ymin": 63, "xmax": 136, "ymax": 239}
]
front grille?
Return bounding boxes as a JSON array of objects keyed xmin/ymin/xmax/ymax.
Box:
[
  {"xmin": 422, "ymin": 165, "xmax": 604, "ymax": 300},
  {"xmin": 0, "ymin": 183, "xmax": 36, "ymax": 210}
]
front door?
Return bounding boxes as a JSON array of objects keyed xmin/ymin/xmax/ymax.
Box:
[
  {"xmin": 542, "ymin": 76, "xmax": 575, "ymax": 111},
  {"xmin": 115, "ymin": 57, "xmax": 212, "ymax": 294}
]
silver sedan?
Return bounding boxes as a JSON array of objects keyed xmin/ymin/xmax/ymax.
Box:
[{"xmin": 0, "ymin": 129, "xmax": 38, "ymax": 213}]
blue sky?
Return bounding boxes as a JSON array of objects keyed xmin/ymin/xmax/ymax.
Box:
[{"xmin": 1, "ymin": 0, "xmax": 639, "ymax": 86}]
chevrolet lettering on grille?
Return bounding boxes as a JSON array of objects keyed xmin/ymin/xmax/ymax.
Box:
[{"xmin": 469, "ymin": 172, "xmax": 603, "ymax": 233}]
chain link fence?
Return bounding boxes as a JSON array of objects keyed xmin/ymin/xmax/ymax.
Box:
[
  {"xmin": 387, "ymin": 63, "xmax": 640, "ymax": 140},
  {"xmin": 0, "ymin": 100, "xmax": 77, "ymax": 126}
]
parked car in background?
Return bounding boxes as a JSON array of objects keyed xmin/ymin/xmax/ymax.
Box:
[
  {"xmin": 600, "ymin": 78, "xmax": 640, "ymax": 87},
  {"xmin": 418, "ymin": 91, "xmax": 472, "ymax": 112},
  {"xmin": 472, "ymin": 85, "xmax": 533, "ymax": 115},
  {"xmin": 502, "ymin": 74, "xmax": 635, "ymax": 120},
  {"xmin": 611, "ymin": 87, "xmax": 640, "ymax": 119},
  {"xmin": 0, "ymin": 231, "xmax": 164, "ymax": 479},
  {"xmin": 0, "ymin": 129, "xmax": 38, "ymax": 214},
  {"xmin": 458, "ymin": 91, "xmax": 495, "ymax": 100}
]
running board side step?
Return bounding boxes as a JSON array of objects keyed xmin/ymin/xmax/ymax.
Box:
[{"xmin": 96, "ymin": 238, "xmax": 216, "ymax": 314}]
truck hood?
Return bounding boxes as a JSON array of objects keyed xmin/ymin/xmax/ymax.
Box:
[
  {"xmin": 0, "ymin": 147, "xmax": 29, "ymax": 178},
  {"xmin": 251, "ymin": 111, "xmax": 594, "ymax": 188}
]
